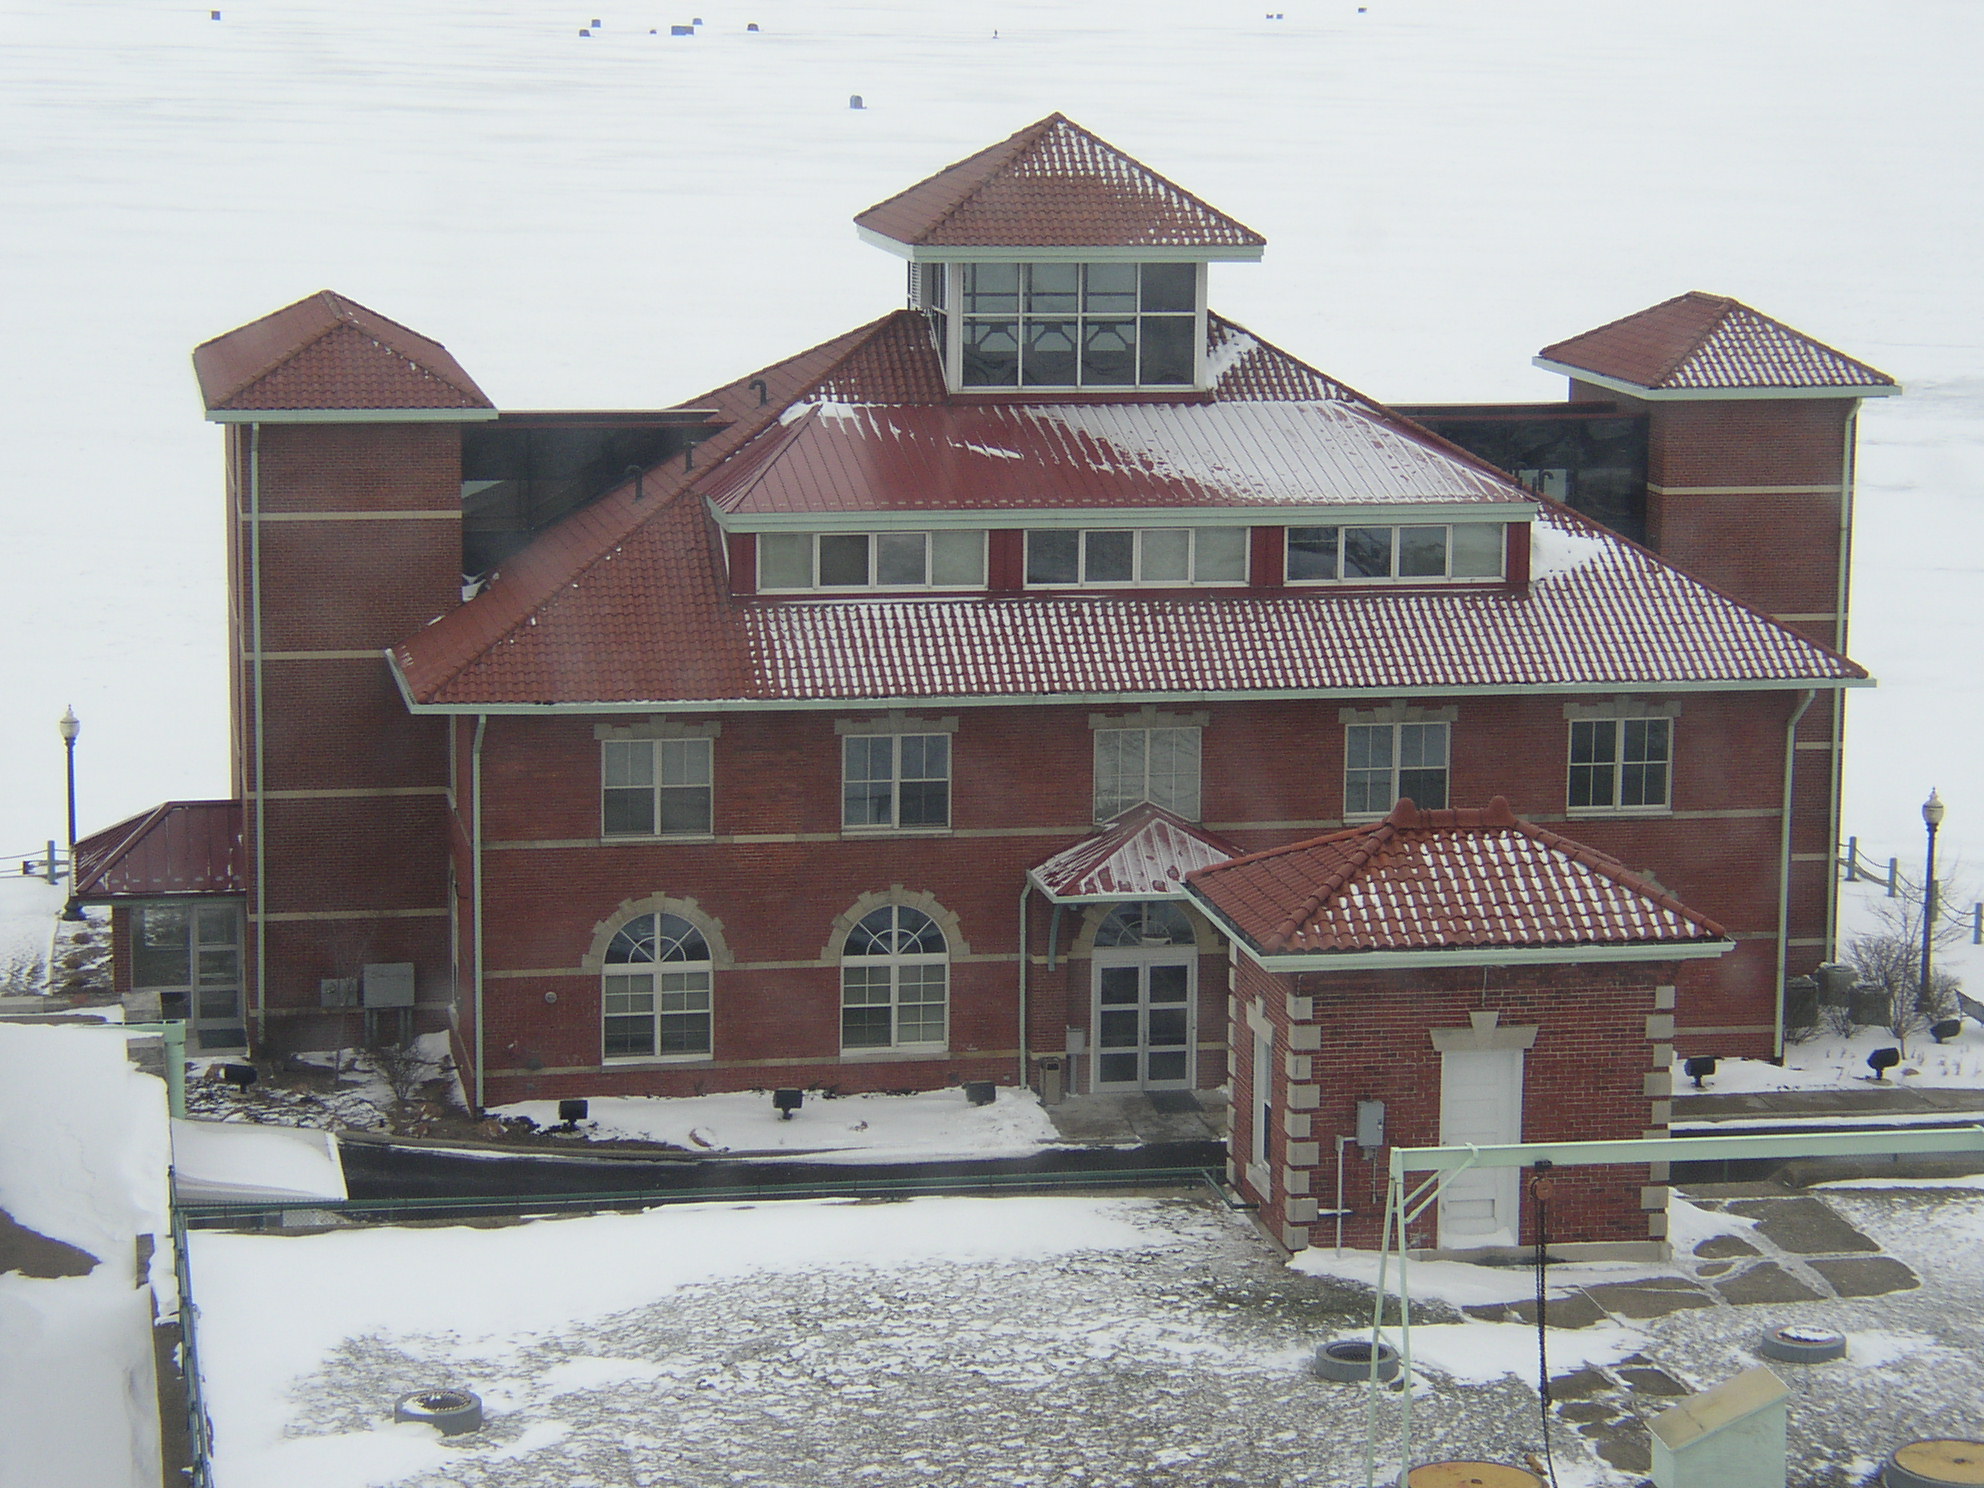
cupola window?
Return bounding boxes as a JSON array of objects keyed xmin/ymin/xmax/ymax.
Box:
[{"xmin": 950, "ymin": 262, "xmax": 1200, "ymax": 389}]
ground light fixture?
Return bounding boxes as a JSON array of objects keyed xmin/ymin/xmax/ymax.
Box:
[
  {"xmin": 1683, "ymin": 1056, "xmax": 1717, "ymax": 1088},
  {"xmin": 58, "ymin": 707, "xmax": 84, "ymax": 920},
  {"xmin": 1868, "ymin": 1047, "xmax": 1902, "ymax": 1080},
  {"xmin": 772, "ymin": 1088, "xmax": 804, "ymax": 1119}
]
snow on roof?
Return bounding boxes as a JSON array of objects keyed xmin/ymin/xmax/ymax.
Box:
[
  {"xmin": 170, "ymin": 1118, "xmax": 347, "ymax": 1204},
  {"xmin": 854, "ymin": 114, "xmax": 1265, "ymax": 253},
  {"xmin": 72, "ymin": 799, "xmax": 243, "ymax": 901},
  {"xmin": 706, "ymin": 398, "xmax": 1527, "ymax": 516},
  {"xmin": 396, "ymin": 493, "xmax": 1863, "ymax": 708},
  {"xmin": 1029, "ymin": 804, "xmax": 1243, "ymax": 903},
  {"xmin": 1187, "ymin": 796, "xmax": 1728, "ymax": 958},
  {"xmin": 192, "ymin": 289, "xmax": 494, "ymax": 417},
  {"xmin": 1537, "ymin": 291, "xmax": 1897, "ymax": 395}
]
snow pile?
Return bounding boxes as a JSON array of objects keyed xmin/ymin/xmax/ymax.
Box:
[
  {"xmin": 0, "ymin": 1023, "xmax": 172, "ymax": 1488},
  {"xmin": 0, "ymin": 874, "xmax": 63, "ymax": 987},
  {"xmin": 492, "ymin": 1084, "xmax": 1060, "ymax": 1162},
  {"xmin": 170, "ymin": 1118, "xmax": 347, "ymax": 1204},
  {"xmin": 1399, "ymin": 1318, "xmax": 1643, "ymax": 1384},
  {"xmin": 1527, "ymin": 515, "xmax": 1612, "ymax": 584},
  {"xmin": 1681, "ymin": 1026, "xmax": 1984, "ymax": 1096},
  {"xmin": 1290, "ymin": 1246, "xmax": 1671, "ymax": 1306}
]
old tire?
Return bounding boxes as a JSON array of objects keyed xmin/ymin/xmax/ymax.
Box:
[
  {"xmin": 1758, "ymin": 1325, "xmax": 1847, "ymax": 1364},
  {"xmin": 394, "ymin": 1388, "xmax": 483, "ymax": 1436},
  {"xmin": 1314, "ymin": 1338, "xmax": 1401, "ymax": 1383},
  {"xmin": 1886, "ymin": 1440, "xmax": 1984, "ymax": 1487}
]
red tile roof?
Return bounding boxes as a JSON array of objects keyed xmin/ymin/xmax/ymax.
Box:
[
  {"xmin": 391, "ymin": 305, "xmax": 1866, "ymax": 709},
  {"xmin": 72, "ymin": 801, "xmax": 243, "ymax": 901},
  {"xmin": 855, "ymin": 114, "xmax": 1265, "ymax": 252},
  {"xmin": 193, "ymin": 291, "xmax": 494, "ymax": 415},
  {"xmin": 1029, "ymin": 805, "xmax": 1243, "ymax": 902},
  {"xmin": 1187, "ymin": 796, "xmax": 1727, "ymax": 957},
  {"xmin": 1537, "ymin": 292, "xmax": 1896, "ymax": 394},
  {"xmin": 706, "ymin": 399, "xmax": 1526, "ymax": 516}
]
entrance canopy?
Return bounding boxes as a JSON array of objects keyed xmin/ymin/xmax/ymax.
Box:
[
  {"xmin": 72, "ymin": 800, "xmax": 243, "ymax": 903},
  {"xmin": 1028, "ymin": 803, "xmax": 1242, "ymax": 904}
]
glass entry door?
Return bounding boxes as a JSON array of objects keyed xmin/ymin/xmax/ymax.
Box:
[{"xmin": 1092, "ymin": 951, "xmax": 1195, "ymax": 1091}]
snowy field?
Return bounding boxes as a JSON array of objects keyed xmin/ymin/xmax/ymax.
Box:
[
  {"xmin": 494, "ymin": 1085, "xmax": 1062, "ymax": 1161},
  {"xmin": 188, "ymin": 1186, "xmax": 1984, "ymax": 1488},
  {"xmin": 1, "ymin": 0, "xmax": 1980, "ymax": 876}
]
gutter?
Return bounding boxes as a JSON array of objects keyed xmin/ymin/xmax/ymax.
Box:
[
  {"xmin": 249, "ymin": 424, "xmax": 268, "ymax": 1046},
  {"xmin": 1016, "ymin": 881, "xmax": 1029, "ymax": 1090},
  {"xmin": 1776, "ymin": 688, "xmax": 1820, "ymax": 1059},
  {"xmin": 472, "ymin": 714, "xmax": 488, "ymax": 1112}
]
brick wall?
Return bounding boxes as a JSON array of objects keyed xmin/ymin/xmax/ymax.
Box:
[{"xmin": 1229, "ymin": 956, "xmax": 1670, "ymax": 1253}]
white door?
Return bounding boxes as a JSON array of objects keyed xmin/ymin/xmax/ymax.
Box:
[
  {"xmin": 1437, "ymin": 1048, "xmax": 1524, "ymax": 1247},
  {"xmin": 1092, "ymin": 950, "xmax": 1195, "ymax": 1090}
]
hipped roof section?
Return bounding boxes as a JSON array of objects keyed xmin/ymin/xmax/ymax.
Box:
[
  {"xmin": 391, "ymin": 308, "xmax": 1869, "ymax": 708},
  {"xmin": 1187, "ymin": 796, "xmax": 1728, "ymax": 958},
  {"xmin": 1029, "ymin": 804, "xmax": 1244, "ymax": 902},
  {"xmin": 1537, "ymin": 292, "xmax": 1897, "ymax": 395},
  {"xmin": 855, "ymin": 114, "xmax": 1265, "ymax": 253},
  {"xmin": 192, "ymin": 290, "xmax": 494, "ymax": 417}
]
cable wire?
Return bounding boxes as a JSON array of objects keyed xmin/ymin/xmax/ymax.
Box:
[{"xmin": 1530, "ymin": 1160, "xmax": 1560, "ymax": 1488}]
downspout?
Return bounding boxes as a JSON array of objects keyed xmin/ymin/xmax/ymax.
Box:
[
  {"xmin": 248, "ymin": 424, "xmax": 268, "ymax": 1047},
  {"xmin": 1776, "ymin": 688, "xmax": 1819, "ymax": 1060},
  {"xmin": 471, "ymin": 714, "xmax": 488, "ymax": 1112},
  {"xmin": 1016, "ymin": 881, "xmax": 1030, "ymax": 1089},
  {"xmin": 1826, "ymin": 406, "xmax": 1861, "ymax": 963}
]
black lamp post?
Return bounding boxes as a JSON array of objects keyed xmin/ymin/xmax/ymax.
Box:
[
  {"xmin": 1920, "ymin": 789, "xmax": 1946, "ymax": 1022},
  {"xmin": 59, "ymin": 707, "xmax": 83, "ymax": 920}
]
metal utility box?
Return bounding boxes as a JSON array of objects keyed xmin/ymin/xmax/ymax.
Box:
[
  {"xmin": 1649, "ymin": 1365, "xmax": 1789, "ymax": 1488},
  {"xmin": 361, "ymin": 963, "xmax": 415, "ymax": 1009},
  {"xmin": 1356, "ymin": 1099, "xmax": 1386, "ymax": 1150},
  {"xmin": 319, "ymin": 977, "xmax": 359, "ymax": 1008}
]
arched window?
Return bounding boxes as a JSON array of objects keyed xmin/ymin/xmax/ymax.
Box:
[
  {"xmin": 603, "ymin": 913, "xmax": 712, "ymax": 1058},
  {"xmin": 841, "ymin": 904, "xmax": 948, "ymax": 1051},
  {"xmin": 1094, "ymin": 900, "xmax": 1196, "ymax": 948}
]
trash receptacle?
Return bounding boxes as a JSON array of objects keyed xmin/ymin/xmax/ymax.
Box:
[{"xmin": 1036, "ymin": 1055, "xmax": 1065, "ymax": 1106}]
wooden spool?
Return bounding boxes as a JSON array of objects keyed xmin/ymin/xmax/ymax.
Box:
[
  {"xmin": 1888, "ymin": 1441, "xmax": 1984, "ymax": 1487},
  {"xmin": 1405, "ymin": 1465, "xmax": 1544, "ymax": 1488}
]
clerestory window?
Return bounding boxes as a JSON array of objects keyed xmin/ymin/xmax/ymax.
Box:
[
  {"xmin": 757, "ymin": 529, "xmax": 987, "ymax": 592},
  {"xmin": 958, "ymin": 262, "xmax": 1198, "ymax": 388},
  {"xmin": 1025, "ymin": 527, "xmax": 1247, "ymax": 587},
  {"xmin": 1286, "ymin": 523, "xmax": 1505, "ymax": 583}
]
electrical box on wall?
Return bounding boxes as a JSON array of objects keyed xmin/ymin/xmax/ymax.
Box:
[
  {"xmin": 319, "ymin": 977, "xmax": 359, "ymax": 1008},
  {"xmin": 362, "ymin": 963, "xmax": 415, "ymax": 1009},
  {"xmin": 1356, "ymin": 1099, "xmax": 1386, "ymax": 1150}
]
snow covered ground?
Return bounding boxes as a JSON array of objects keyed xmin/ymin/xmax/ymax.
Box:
[
  {"xmin": 1, "ymin": 0, "xmax": 1980, "ymax": 876},
  {"xmin": 186, "ymin": 1183, "xmax": 1984, "ymax": 1488},
  {"xmin": 493, "ymin": 1085, "xmax": 1061, "ymax": 1161}
]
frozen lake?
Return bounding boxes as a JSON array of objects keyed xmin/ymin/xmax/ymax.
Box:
[{"xmin": 1, "ymin": 0, "xmax": 1978, "ymax": 872}]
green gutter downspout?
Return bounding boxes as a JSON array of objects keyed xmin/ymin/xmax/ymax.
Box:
[
  {"xmin": 125, "ymin": 1021, "xmax": 187, "ymax": 1117},
  {"xmin": 1826, "ymin": 406, "xmax": 1860, "ymax": 963},
  {"xmin": 1776, "ymin": 688, "xmax": 1819, "ymax": 1059},
  {"xmin": 248, "ymin": 424, "xmax": 268, "ymax": 1048},
  {"xmin": 1016, "ymin": 882, "xmax": 1030, "ymax": 1089},
  {"xmin": 472, "ymin": 714, "xmax": 488, "ymax": 1112}
]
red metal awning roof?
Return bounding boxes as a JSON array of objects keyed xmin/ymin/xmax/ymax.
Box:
[
  {"xmin": 72, "ymin": 801, "xmax": 244, "ymax": 901},
  {"xmin": 1029, "ymin": 804, "xmax": 1243, "ymax": 902}
]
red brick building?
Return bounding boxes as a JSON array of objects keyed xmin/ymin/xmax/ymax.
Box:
[{"xmin": 76, "ymin": 116, "xmax": 1893, "ymax": 1245}]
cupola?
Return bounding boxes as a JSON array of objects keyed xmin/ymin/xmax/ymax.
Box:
[{"xmin": 854, "ymin": 115, "xmax": 1264, "ymax": 393}]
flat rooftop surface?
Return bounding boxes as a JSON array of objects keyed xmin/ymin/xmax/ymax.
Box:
[{"xmin": 187, "ymin": 1185, "xmax": 1984, "ymax": 1487}]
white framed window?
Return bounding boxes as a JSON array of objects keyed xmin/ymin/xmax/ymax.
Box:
[
  {"xmin": 603, "ymin": 913, "xmax": 713, "ymax": 1059},
  {"xmin": 1285, "ymin": 523, "xmax": 1504, "ymax": 583},
  {"xmin": 1025, "ymin": 527, "xmax": 1248, "ymax": 587},
  {"xmin": 132, "ymin": 901, "xmax": 245, "ymax": 1052},
  {"xmin": 757, "ymin": 529, "xmax": 986, "ymax": 592},
  {"xmin": 1249, "ymin": 1019, "xmax": 1273, "ymax": 1194},
  {"xmin": 1345, "ymin": 721, "xmax": 1449, "ymax": 817},
  {"xmin": 1095, "ymin": 727, "xmax": 1201, "ymax": 821},
  {"xmin": 602, "ymin": 738, "xmax": 712, "ymax": 837},
  {"xmin": 841, "ymin": 905, "xmax": 949, "ymax": 1052},
  {"xmin": 844, "ymin": 733, "xmax": 950, "ymax": 830},
  {"xmin": 957, "ymin": 261, "xmax": 1199, "ymax": 389},
  {"xmin": 1568, "ymin": 718, "xmax": 1671, "ymax": 812}
]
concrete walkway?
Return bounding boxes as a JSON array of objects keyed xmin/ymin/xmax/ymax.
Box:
[{"xmin": 1041, "ymin": 1090, "xmax": 1227, "ymax": 1145}]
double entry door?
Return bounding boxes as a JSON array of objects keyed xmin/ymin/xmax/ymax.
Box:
[{"xmin": 1092, "ymin": 949, "xmax": 1195, "ymax": 1091}]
